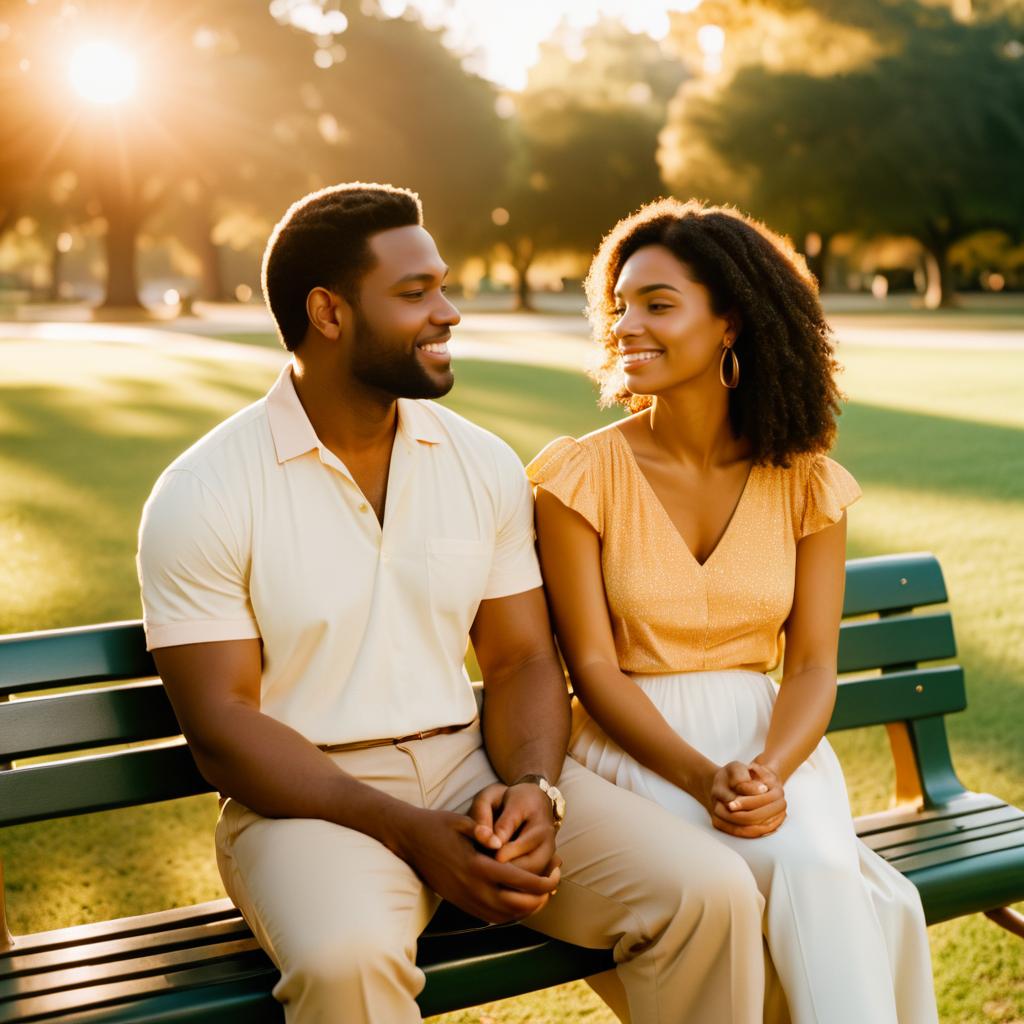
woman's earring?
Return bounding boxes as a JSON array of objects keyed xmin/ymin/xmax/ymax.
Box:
[{"xmin": 719, "ymin": 343, "xmax": 740, "ymax": 389}]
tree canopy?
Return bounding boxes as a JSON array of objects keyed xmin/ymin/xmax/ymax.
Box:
[
  {"xmin": 0, "ymin": 0, "xmax": 508, "ymax": 307},
  {"xmin": 660, "ymin": 0, "xmax": 1024, "ymax": 304},
  {"xmin": 494, "ymin": 21, "xmax": 685, "ymax": 307}
]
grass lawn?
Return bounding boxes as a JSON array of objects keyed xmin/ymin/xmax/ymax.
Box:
[{"xmin": 1, "ymin": 329, "xmax": 1022, "ymax": 1023}]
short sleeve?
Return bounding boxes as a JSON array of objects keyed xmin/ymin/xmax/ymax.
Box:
[
  {"xmin": 137, "ymin": 469, "xmax": 260, "ymax": 650},
  {"xmin": 799, "ymin": 456, "xmax": 862, "ymax": 539},
  {"xmin": 525, "ymin": 436, "xmax": 600, "ymax": 532},
  {"xmin": 481, "ymin": 443, "xmax": 544, "ymax": 601}
]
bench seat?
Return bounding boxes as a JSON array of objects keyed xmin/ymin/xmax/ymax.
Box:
[
  {"xmin": 2, "ymin": 553, "xmax": 1022, "ymax": 1022},
  {"xmin": 0, "ymin": 899, "xmax": 611, "ymax": 1023},
  {"xmin": 5, "ymin": 793, "xmax": 1023, "ymax": 1024}
]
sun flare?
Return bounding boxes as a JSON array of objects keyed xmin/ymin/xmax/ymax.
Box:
[{"xmin": 69, "ymin": 41, "xmax": 138, "ymax": 104}]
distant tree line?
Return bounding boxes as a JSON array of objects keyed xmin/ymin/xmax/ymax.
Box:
[{"xmin": 0, "ymin": 0, "xmax": 1021, "ymax": 310}]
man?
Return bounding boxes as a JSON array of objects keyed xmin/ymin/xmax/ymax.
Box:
[{"xmin": 137, "ymin": 182, "xmax": 764, "ymax": 1024}]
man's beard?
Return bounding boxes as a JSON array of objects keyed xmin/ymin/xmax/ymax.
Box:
[{"xmin": 350, "ymin": 311, "xmax": 454, "ymax": 400}]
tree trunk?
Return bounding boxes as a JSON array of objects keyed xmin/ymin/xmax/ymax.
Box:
[
  {"xmin": 806, "ymin": 233, "xmax": 833, "ymax": 292},
  {"xmin": 514, "ymin": 265, "xmax": 535, "ymax": 312},
  {"xmin": 0, "ymin": 208, "xmax": 15, "ymax": 243},
  {"xmin": 47, "ymin": 240, "xmax": 64, "ymax": 303},
  {"xmin": 195, "ymin": 192, "xmax": 229, "ymax": 302},
  {"xmin": 198, "ymin": 233, "xmax": 227, "ymax": 302},
  {"xmin": 509, "ymin": 237, "xmax": 536, "ymax": 312},
  {"xmin": 99, "ymin": 196, "xmax": 145, "ymax": 309},
  {"xmin": 921, "ymin": 239, "xmax": 958, "ymax": 310}
]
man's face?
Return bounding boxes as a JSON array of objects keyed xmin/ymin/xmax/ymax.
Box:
[{"xmin": 349, "ymin": 225, "xmax": 460, "ymax": 399}]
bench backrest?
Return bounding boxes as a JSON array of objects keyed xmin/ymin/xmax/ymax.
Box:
[{"xmin": 0, "ymin": 552, "xmax": 965, "ymax": 829}]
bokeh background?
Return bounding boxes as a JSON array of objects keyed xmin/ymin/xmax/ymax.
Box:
[{"xmin": 1, "ymin": 2, "xmax": 1023, "ymax": 1021}]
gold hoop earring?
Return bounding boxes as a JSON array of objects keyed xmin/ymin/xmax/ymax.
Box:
[{"xmin": 719, "ymin": 345, "xmax": 740, "ymax": 389}]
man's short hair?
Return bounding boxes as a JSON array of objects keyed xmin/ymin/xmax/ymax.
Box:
[{"xmin": 261, "ymin": 183, "xmax": 424, "ymax": 351}]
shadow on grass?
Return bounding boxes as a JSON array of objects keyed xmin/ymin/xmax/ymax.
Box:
[{"xmin": 837, "ymin": 400, "xmax": 1024, "ymax": 505}]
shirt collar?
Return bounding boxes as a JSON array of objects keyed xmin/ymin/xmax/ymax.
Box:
[{"xmin": 266, "ymin": 364, "xmax": 444, "ymax": 465}]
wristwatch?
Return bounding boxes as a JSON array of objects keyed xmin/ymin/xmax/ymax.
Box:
[{"xmin": 512, "ymin": 774, "xmax": 566, "ymax": 829}]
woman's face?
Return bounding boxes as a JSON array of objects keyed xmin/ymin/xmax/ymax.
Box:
[{"xmin": 611, "ymin": 244, "xmax": 734, "ymax": 398}]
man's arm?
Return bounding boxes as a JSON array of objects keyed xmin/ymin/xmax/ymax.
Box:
[
  {"xmin": 155, "ymin": 637, "xmax": 558, "ymax": 923},
  {"xmin": 467, "ymin": 587, "xmax": 570, "ymax": 871},
  {"xmin": 471, "ymin": 587, "xmax": 570, "ymax": 784},
  {"xmin": 154, "ymin": 639, "xmax": 411, "ymax": 832}
]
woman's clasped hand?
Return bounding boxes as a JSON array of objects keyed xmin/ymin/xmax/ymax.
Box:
[{"xmin": 702, "ymin": 760, "xmax": 787, "ymax": 838}]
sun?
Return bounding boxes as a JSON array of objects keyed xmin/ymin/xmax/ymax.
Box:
[{"xmin": 69, "ymin": 41, "xmax": 138, "ymax": 105}]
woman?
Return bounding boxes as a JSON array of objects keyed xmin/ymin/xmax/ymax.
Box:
[{"xmin": 527, "ymin": 198, "xmax": 937, "ymax": 1024}]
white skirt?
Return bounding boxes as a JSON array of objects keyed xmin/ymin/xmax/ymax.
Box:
[{"xmin": 571, "ymin": 669, "xmax": 938, "ymax": 1024}]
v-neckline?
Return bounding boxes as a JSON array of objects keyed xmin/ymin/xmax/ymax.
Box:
[{"xmin": 612, "ymin": 427, "xmax": 757, "ymax": 570}]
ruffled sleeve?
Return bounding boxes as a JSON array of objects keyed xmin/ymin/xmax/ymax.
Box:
[
  {"xmin": 526, "ymin": 436, "xmax": 600, "ymax": 532},
  {"xmin": 799, "ymin": 455, "xmax": 862, "ymax": 539}
]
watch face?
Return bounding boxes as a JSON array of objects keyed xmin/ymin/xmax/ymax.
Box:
[
  {"xmin": 535, "ymin": 778, "xmax": 565, "ymax": 824},
  {"xmin": 550, "ymin": 786, "xmax": 566, "ymax": 823}
]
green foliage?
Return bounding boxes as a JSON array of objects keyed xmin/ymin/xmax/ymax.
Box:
[
  {"xmin": 0, "ymin": 2, "xmax": 509, "ymax": 301},
  {"xmin": 493, "ymin": 23, "xmax": 684, "ymax": 306},
  {"xmin": 661, "ymin": 0, "xmax": 1024, "ymax": 305},
  {"xmin": 307, "ymin": 9, "xmax": 510, "ymax": 261}
]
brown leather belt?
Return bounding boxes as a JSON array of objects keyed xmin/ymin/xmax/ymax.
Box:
[{"xmin": 317, "ymin": 720, "xmax": 475, "ymax": 754}]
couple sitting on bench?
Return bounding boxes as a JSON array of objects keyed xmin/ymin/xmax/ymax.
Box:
[{"xmin": 137, "ymin": 183, "xmax": 939, "ymax": 1024}]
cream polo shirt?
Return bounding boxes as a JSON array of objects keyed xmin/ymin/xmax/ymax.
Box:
[{"xmin": 137, "ymin": 364, "xmax": 542, "ymax": 745}]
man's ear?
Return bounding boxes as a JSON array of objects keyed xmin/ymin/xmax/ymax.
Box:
[{"xmin": 306, "ymin": 287, "xmax": 348, "ymax": 341}]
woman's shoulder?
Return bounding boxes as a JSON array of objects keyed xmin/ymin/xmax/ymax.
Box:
[
  {"xmin": 526, "ymin": 434, "xmax": 588, "ymax": 483},
  {"xmin": 526, "ymin": 422, "xmax": 633, "ymax": 532},
  {"xmin": 768, "ymin": 452, "xmax": 861, "ymax": 538},
  {"xmin": 528, "ymin": 419, "xmax": 630, "ymax": 473}
]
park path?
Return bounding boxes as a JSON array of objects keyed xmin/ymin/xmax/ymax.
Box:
[{"xmin": 3, "ymin": 311, "xmax": 1024, "ymax": 378}]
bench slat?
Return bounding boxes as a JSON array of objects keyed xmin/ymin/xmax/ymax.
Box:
[
  {"xmin": 0, "ymin": 903, "xmax": 239, "ymax": 967},
  {"xmin": 0, "ymin": 925, "xmax": 614, "ymax": 1024},
  {"xmin": 860, "ymin": 804, "xmax": 1023, "ymax": 852},
  {"xmin": 0, "ymin": 745, "xmax": 210, "ymax": 829},
  {"xmin": 0, "ymin": 686, "xmax": 179, "ymax": 762},
  {"xmin": 1, "ymin": 920, "xmax": 251, "ymax": 981},
  {"xmin": 854, "ymin": 792, "xmax": 1006, "ymax": 836},
  {"xmin": 0, "ymin": 939, "xmax": 263, "ymax": 1001},
  {"xmin": 38, "ymin": 980, "xmax": 280, "ymax": 1024},
  {"xmin": 0, "ymin": 624, "xmax": 152, "ymax": 697},
  {"xmin": 886, "ymin": 828, "xmax": 1024, "ymax": 873},
  {"xmin": 875, "ymin": 818, "xmax": 1024, "ymax": 861},
  {"xmin": 842, "ymin": 553, "xmax": 947, "ymax": 617},
  {"xmin": 837, "ymin": 612, "xmax": 955, "ymax": 674},
  {"xmin": 0, "ymin": 953, "xmax": 273, "ymax": 1024},
  {"xmin": 828, "ymin": 665, "xmax": 965, "ymax": 731}
]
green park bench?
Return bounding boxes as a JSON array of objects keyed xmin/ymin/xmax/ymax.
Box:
[{"xmin": 1, "ymin": 552, "xmax": 1022, "ymax": 1022}]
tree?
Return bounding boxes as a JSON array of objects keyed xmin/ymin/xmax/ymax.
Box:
[
  {"xmin": 0, "ymin": 0, "xmax": 327, "ymax": 309},
  {"xmin": 0, "ymin": 1, "xmax": 516, "ymax": 309},
  {"xmin": 496, "ymin": 21, "xmax": 686, "ymax": 308},
  {"xmin": 661, "ymin": 0, "xmax": 1024, "ymax": 305},
  {"xmin": 668, "ymin": 10, "xmax": 1024, "ymax": 304},
  {"xmin": 306, "ymin": 8, "xmax": 512, "ymax": 266}
]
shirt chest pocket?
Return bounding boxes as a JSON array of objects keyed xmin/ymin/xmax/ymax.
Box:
[{"xmin": 426, "ymin": 538, "xmax": 493, "ymax": 635}]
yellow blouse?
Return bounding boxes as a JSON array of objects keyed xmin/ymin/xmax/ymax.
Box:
[{"xmin": 526, "ymin": 427, "xmax": 861, "ymax": 675}]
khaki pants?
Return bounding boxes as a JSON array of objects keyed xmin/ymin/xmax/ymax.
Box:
[{"xmin": 215, "ymin": 722, "xmax": 765, "ymax": 1024}]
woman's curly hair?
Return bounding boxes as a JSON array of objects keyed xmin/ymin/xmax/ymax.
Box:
[{"xmin": 585, "ymin": 197, "xmax": 843, "ymax": 466}]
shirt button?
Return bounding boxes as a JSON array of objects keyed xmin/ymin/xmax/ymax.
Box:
[
  {"xmin": 358, "ymin": 503, "xmax": 369, "ymax": 513},
  {"xmin": 381, "ymin": 551, "xmax": 390, "ymax": 563}
]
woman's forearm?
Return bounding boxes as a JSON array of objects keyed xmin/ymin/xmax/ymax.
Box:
[
  {"xmin": 573, "ymin": 662, "xmax": 717, "ymax": 798},
  {"xmin": 756, "ymin": 667, "xmax": 837, "ymax": 782}
]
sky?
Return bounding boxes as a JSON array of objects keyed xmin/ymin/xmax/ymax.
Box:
[{"xmin": 374, "ymin": 0, "xmax": 703, "ymax": 90}]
